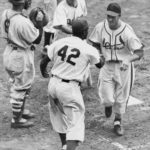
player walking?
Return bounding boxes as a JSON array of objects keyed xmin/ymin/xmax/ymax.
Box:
[
  {"xmin": 40, "ymin": 19, "xmax": 103, "ymax": 150},
  {"xmin": 1, "ymin": 0, "xmax": 45, "ymax": 128},
  {"xmin": 89, "ymin": 3, "xmax": 144, "ymax": 136}
]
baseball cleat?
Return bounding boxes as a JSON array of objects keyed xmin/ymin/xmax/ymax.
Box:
[
  {"xmin": 11, "ymin": 118, "xmax": 34, "ymax": 129},
  {"xmin": 22, "ymin": 109, "xmax": 35, "ymax": 119},
  {"xmin": 113, "ymin": 120, "xmax": 124, "ymax": 136},
  {"xmin": 105, "ymin": 106, "xmax": 112, "ymax": 118},
  {"xmin": 61, "ymin": 144, "xmax": 67, "ymax": 150}
]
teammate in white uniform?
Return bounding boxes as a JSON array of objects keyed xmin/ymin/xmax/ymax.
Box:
[
  {"xmin": 53, "ymin": 0, "xmax": 87, "ymax": 37},
  {"xmin": 37, "ymin": 0, "xmax": 57, "ymax": 55},
  {"xmin": 40, "ymin": 19, "xmax": 102, "ymax": 150},
  {"xmin": 1, "ymin": 0, "xmax": 43, "ymax": 128},
  {"xmin": 52, "ymin": 0, "xmax": 93, "ymax": 87},
  {"xmin": 89, "ymin": 3, "xmax": 144, "ymax": 136}
]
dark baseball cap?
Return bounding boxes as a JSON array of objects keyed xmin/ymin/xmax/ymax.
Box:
[
  {"xmin": 72, "ymin": 18, "xmax": 89, "ymax": 35},
  {"xmin": 9, "ymin": 0, "xmax": 25, "ymax": 4},
  {"xmin": 106, "ymin": 3, "xmax": 121, "ymax": 16}
]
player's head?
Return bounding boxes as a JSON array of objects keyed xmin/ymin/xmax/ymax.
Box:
[
  {"xmin": 8, "ymin": 0, "xmax": 32, "ymax": 10},
  {"xmin": 8, "ymin": 0, "xmax": 25, "ymax": 5},
  {"xmin": 72, "ymin": 18, "xmax": 89, "ymax": 40},
  {"xmin": 106, "ymin": 3, "xmax": 121, "ymax": 30}
]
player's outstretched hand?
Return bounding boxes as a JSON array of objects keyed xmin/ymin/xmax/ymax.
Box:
[{"xmin": 95, "ymin": 55, "xmax": 105, "ymax": 69}]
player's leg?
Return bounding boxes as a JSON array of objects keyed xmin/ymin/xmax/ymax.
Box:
[
  {"xmin": 42, "ymin": 32, "xmax": 55, "ymax": 56},
  {"xmin": 44, "ymin": 31, "xmax": 51, "ymax": 46},
  {"xmin": 4, "ymin": 50, "xmax": 34, "ymax": 128},
  {"xmin": 9, "ymin": 73, "xmax": 34, "ymax": 128},
  {"xmin": 59, "ymin": 133, "xmax": 67, "ymax": 149},
  {"xmin": 48, "ymin": 77, "xmax": 85, "ymax": 150},
  {"xmin": 67, "ymin": 140, "xmax": 79, "ymax": 150},
  {"xmin": 98, "ymin": 64, "xmax": 115, "ymax": 118},
  {"xmin": 113, "ymin": 63, "xmax": 135, "ymax": 136}
]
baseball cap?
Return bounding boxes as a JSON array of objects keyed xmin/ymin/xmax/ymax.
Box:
[
  {"xmin": 9, "ymin": 0, "xmax": 25, "ymax": 4},
  {"xmin": 106, "ymin": 3, "xmax": 121, "ymax": 17},
  {"xmin": 72, "ymin": 18, "xmax": 89, "ymax": 36}
]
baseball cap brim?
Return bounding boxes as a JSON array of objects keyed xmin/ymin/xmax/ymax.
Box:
[
  {"xmin": 106, "ymin": 10, "xmax": 120, "ymax": 17},
  {"xmin": 11, "ymin": 0, "xmax": 25, "ymax": 4}
]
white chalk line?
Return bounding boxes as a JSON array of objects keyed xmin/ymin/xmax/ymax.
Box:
[{"xmin": 91, "ymin": 132, "xmax": 150, "ymax": 150}]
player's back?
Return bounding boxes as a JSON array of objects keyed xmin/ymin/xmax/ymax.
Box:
[{"xmin": 47, "ymin": 36, "xmax": 99, "ymax": 82}]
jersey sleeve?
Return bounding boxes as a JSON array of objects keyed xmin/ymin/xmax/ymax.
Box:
[
  {"xmin": 126, "ymin": 25, "xmax": 143, "ymax": 51},
  {"xmin": 47, "ymin": 41, "xmax": 58, "ymax": 60},
  {"xmin": 53, "ymin": 5, "xmax": 67, "ymax": 27},
  {"xmin": 89, "ymin": 22, "xmax": 103, "ymax": 44},
  {"xmin": 1, "ymin": 10, "xmax": 8, "ymax": 38},
  {"xmin": 19, "ymin": 19, "xmax": 39, "ymax": 44},
  {"xmin": 87, "ymin": 45, "xmax": 100, "ymax": 65}
]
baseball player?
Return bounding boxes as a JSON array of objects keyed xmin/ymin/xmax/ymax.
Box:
[
  {"xmin": 89, "ymin": 3, "xmax": 144, "ymax": 136},
  {"xmin": 37, "ymin": 0, "xmax": 57, "ymax": 56},
  {"xmin": 40, "ymin": 19, "xmax": 103, "ymax": 150},
  {"xmin": 53, "ymin": 0, "xmax": 87, "ymax": 37},
  {"xmin": 52, "ymin": 0, "xmax": 94, "ymax": 87},
  {"xmin": 1, "ymin": 0, "xmax": 45, "ymax": 128}
]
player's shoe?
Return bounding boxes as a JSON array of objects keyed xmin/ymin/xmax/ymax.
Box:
[
  {"xmin": 113, "ymin": 120, "xmax": 124, "ymax": 136},
  {"xmin": 11, "ymin": 118, "xmax": 34, "ymax": 129},
  {"xmin": 22, "ymin": 109, "xmax": 35, "ymax": 119},
  {"xmin": 105, "ymin": 106, "xmax": 112, "ymax": 118},
  {"xmin": 61, "ymin": 144, "xmax": 67, "ymax": 150}
]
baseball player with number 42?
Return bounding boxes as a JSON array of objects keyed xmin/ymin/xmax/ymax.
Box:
[
  {"xmin": 40, "ymin": 19, "xmax": 104, "ymax": 150},
  {"xmin": 89, "ymin": 2, "xmax": 144, "ymax": 136}
]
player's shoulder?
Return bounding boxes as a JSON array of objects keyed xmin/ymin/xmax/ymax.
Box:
[
  {"xmin": 83, "ymin": 41, "xmax": 98, "ymax": 53},
  {"xmin": 56, "ymin": 0, "xmax": 66, "ymax": 10},
  {"xmin": 2, "ymin": 9, "xmax": 8, "ymax": 16},
  {"xmin": 122, "ymin": 21, "xmax": 134, "ymax": 33},
  {"xmin": 94, "ymin": 20, "xmax": 105, "ymax": 30}
]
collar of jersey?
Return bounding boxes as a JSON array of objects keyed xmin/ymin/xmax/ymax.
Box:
[{"xmin": 105, "ymin": 19, "xmax": 126, "ymax": 35}]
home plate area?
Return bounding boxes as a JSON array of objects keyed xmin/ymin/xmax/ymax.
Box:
[
  {"xmin": 127, "ymin": 96, "xmax": 143, "ymax": 106},
  {"xmin": 84, "ymin": 95, "xmax": 150, "ymax": 150}
]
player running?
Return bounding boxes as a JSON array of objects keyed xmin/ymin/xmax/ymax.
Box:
[
  {"xmin": 89, "ymin": 2, "xmax": 144, "ymax": 136},
  {"xmin": 40, "ymin": 19, "xmax": 104, "ymax": 150}
]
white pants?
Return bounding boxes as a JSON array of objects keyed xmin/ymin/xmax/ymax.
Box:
[
  {"xmin": 48, "ymin": 76, "xmax": 85, "ymax": 142},
  {"xmin": 98, "ymin": 62, "xmax": 135, "ymax": 114},
  {"xmin": 3, "ymin": 45, "xmax": 35, "ymax": 117}
]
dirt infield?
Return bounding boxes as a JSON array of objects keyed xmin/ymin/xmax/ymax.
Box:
[{"xmin": 0, "ymin": 0, "xmax": 150, "ymax": 150}]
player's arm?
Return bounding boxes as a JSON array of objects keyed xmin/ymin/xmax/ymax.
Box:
[
  {"xmin": 90, "ymin": 41, "xmax": 102, "ymax": 54},
  {"xmin": 33, "ymin": 27, "xmax": 43, "ymax": 44},
  {"xmin": 121, "ymin": 26, "xmax": 144, "ymax": 71},
  {"xmin": 88, "ymin": 42, "xmax": 105, "ymax": 68},
  {"xmin": 120, "ymin": 45, "xmax": 144, "ymax": 71},
  {"xmin": 40, "ymin": 55, "xmax": 51, "ymax": 78},
  {"xmin": 126, "ymin": 25, "xmax": 144, "ymax": 62},
  {"xmin": 54, "ymin": 25, "xmax": 72, "ymax": 34},
  {"xmin": 128, "ymin": 46, "xmax": 144, "ymax": 62}
]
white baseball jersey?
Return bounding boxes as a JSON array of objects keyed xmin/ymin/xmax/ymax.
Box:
[
  {"xmin": 89, "ymin": 19, "xmax": 142, "ymax": 61},
  {"xmin": 47, "ymin": 36, "xmax": 99, "ymax": 82},
  {"xmin": 1, "ymin": 9, "xmax": 39, "ymax": 100},
  {"xmin": 89, "ymin": 19, "xmax": 143, "ymax": 114},
  {"xmin": 1, "ymin": 9, "xmax": 39, "ymax": 49},
  {"xmin": 53, "ymin": 0, "xmax": 87, "ymax": 29}
]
